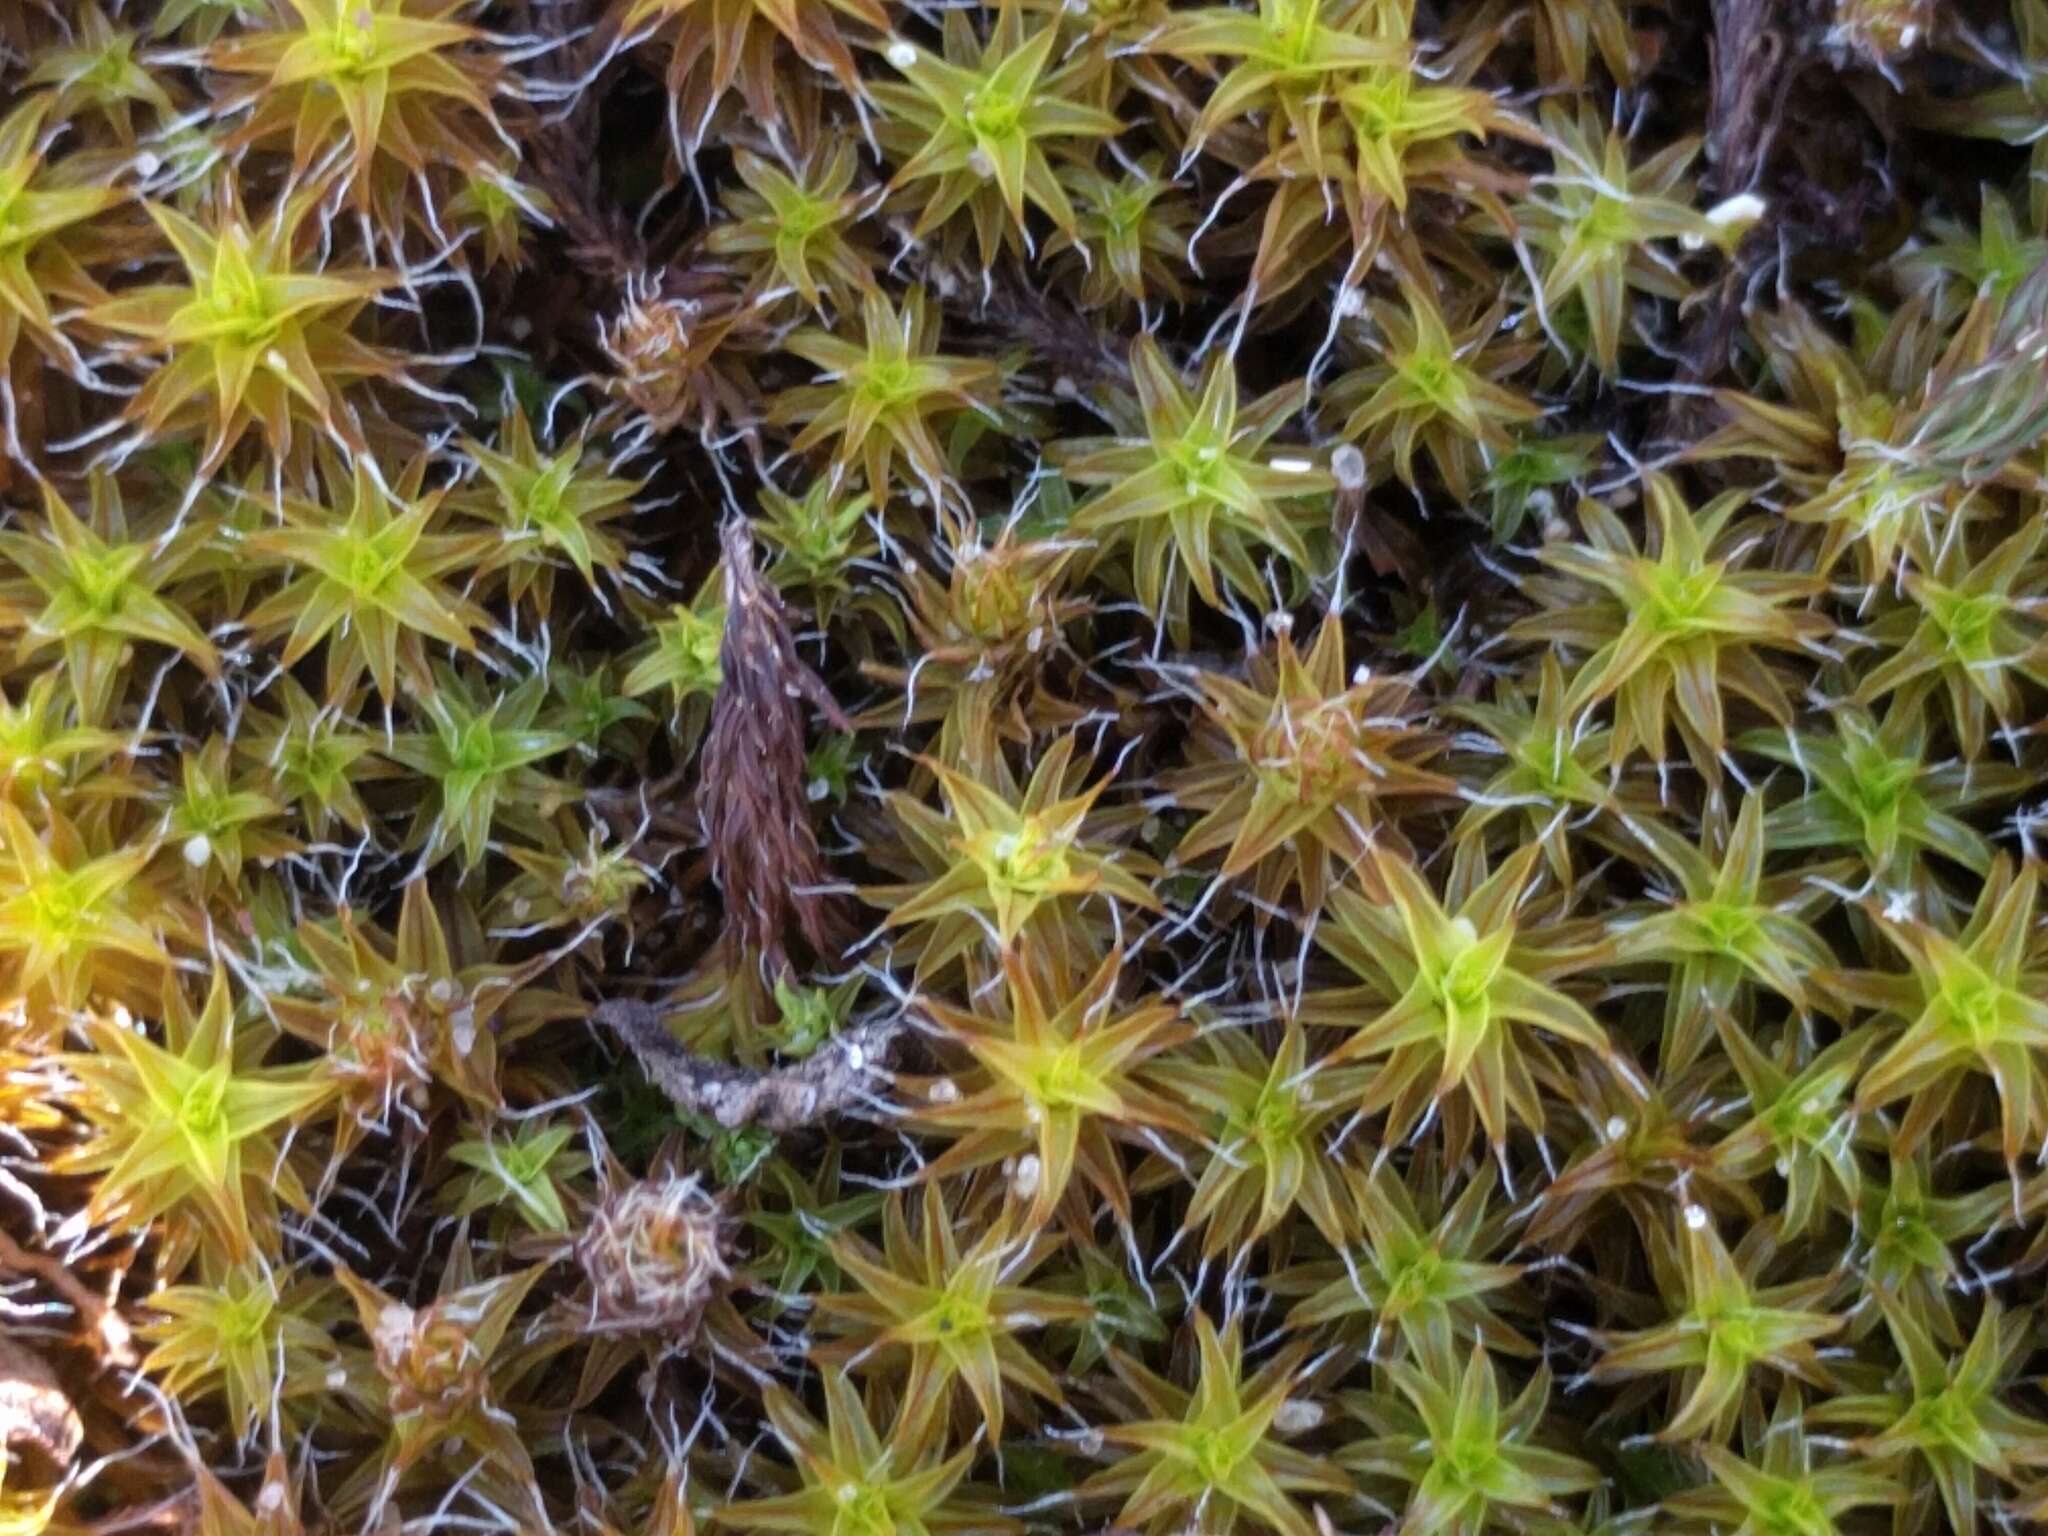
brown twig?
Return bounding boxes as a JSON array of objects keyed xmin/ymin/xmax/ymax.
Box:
[
  {"xmin": 1664, "ymin": 0, "xmax": 1813, "ymax": 439},
  {"xmin": 697, "ymin": 518, "xmax": 852, "ymax": 974},
  {"xmin": 1704, "ymin": 0, "xmax": 1800, "ymax": 203},
  {"xmin": 0, "ymin": 1228, "xmax": 135, "ymax": 1368},
  {"xmin": 521, "ymin": 0, "xmax": 650, "ymax": 291},
  {"xmin": 950, "ymin": 261, "xmax": 1136, "ymax": 394},
  {"xmin": 0, "ymin": 1336, "xmax": 81, "ymax": 1466},
  {"xmin": 590, "ymin": 998, "xmax": 904, "ymax": 1131}
]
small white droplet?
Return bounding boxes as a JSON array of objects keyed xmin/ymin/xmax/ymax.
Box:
[
  {"xmin": 1013, "ymin": 1154, "xmax": 1042, "ymax": 1201},
  {"xmin": 1331, "ymin": 443, "xmax": 1367, "ymax": 491},
  {"xmin": 1605, "ymin": 1115, "xmax": 1628, "ymax": 1140},
  {"xmin": 181, "ymin": 833, "xmax": 211, "ymax": 868},
  {"xmin": 256, "ymin": 1482, "xmax": 286, "ymax": 1514},
  {"xmin": 1269, "ymin": 456, "xmax": 1313, "ymax": 475},
  {"xmin": 1273, "ymin": 1398, "xmax": 1324, "ymax": 1434},
  {"xmin": 1686, "ymin": 192, "xmax": 1768, "ymax": 250},
  {"xmin": 1683, "ymin": 1204, "xmax": 1708, "ymax": 1230},
  {"xmin": 928, "ymin": 1078, "xmax": 960, "ymax": 1104},
  {"xmin": 1707, "ymin": 192, "xmax": 1768, "ymax": 227},
  {"xmin": 886, "ymin": 40, "xmax": 918, "ymax": 68}
]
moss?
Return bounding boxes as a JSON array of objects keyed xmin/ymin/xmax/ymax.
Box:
[{"xmin": 1, "ymin": 0, "xmax": 2047, "ymax": 1531}]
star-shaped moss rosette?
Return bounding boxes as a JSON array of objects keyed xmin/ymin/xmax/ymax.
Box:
[
  {"xmin": 0, "ymin": 473, "xmax": 217, "ymax": 724},
  {"xmin": 0, "ymin": 93, "xmax": 123, "ymax": 371},
  {"xmin": 869, "ymin": 0, "xmax": 1122, "ymax": 263},
  {"xmin": 1050, "ymin": 337, "xmax": 1332, "ymax": 640},
  {"xmin": 865, "ymin": 733, "xmax": 1161, "ymax": 978},
  {"xmin": 811, "ymin": 1181, "xmax": 1089, "ymax": 1438},
  {"xmin": 1840, "ymin": 857, "xmax": 2048, "ymax": 1169},
  {"xmin": 210, "ymin": 0, "xmax": 508, "ymax": 233},
  {"xmin": 59, "ymin": 968, "xmax": 335, "ymax": 1275},
  {"xmin": 712, "ymin": 1374, "xmax": 1011, "ymax": 1536},
  {"xmin": 1300, "ymin": 841, "xmax": 1626, "ymax": 1157},
  {"xmin": 1083, "ymin": 1311, "xmax": 1349, "ymax": 1536},
  {"xmin": 1588, "ymin": 1209, "xmax": 1844, "ymax": 1446},
  {"xmin": 1164, "ymin": 618, "xmax": 1449, "ymax": 915},
  {"xmin": 89, "ymin": 181, "xmax": 401, "ymax": 479},
  {"xmin": 1511, "ymin": 475, "xmax": 1832, "ymax": 778},
  {"xmin": 1340, "ymin": 1344, "xmax": 1601, "ymax": 1536},
  {"xmin": 905, "ymin": 940, "xmax": 1192, "ymax": 1230}
]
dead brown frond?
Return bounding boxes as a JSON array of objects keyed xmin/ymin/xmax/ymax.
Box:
[{"xmin": 697, "ymin": 518, "xmax": 852, "ymax": 976}]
